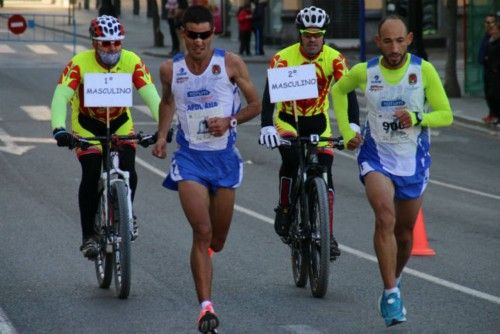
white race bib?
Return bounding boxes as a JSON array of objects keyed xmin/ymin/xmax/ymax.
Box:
[
  {"xmin": 369, "ymin": 111, "xmax": 411, "ymax": 144},
  {"xmin": 186, "ymin": 106, "xmax": 228, "ymax": 144}
]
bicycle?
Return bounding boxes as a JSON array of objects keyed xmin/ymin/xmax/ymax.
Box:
[
  {"xmin": 279, "ymin": 134, "xmax": 344, "ymax": 298},
  {"xmin": 74, "ymin": 132, "xmax": 156, "ymax": 299}
]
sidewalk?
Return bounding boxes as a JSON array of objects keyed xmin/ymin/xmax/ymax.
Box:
[{"xmin": 2, "ymin": 3, "xmax": 495, "ymax": 130}]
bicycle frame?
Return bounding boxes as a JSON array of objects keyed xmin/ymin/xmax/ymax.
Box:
[
  {"xmin": 280, "ymin": 134, "xmax": 343, "ymax": 298},
  {"xmin": 99, "ymin": 144, "xmax": 133, "ymax": 246}
]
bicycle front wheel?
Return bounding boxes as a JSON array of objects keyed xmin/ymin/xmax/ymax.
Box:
[
  {"xmin": 94, "ymin": 190, "xmax": 113, "ymax": 289},
  {"xmin": 111, "ymin": 181, "xmax": 131, "ymax": 299},
  {"xmin": 307, "ymin": 177, "xmax": 330, "ymax": 298},
  {"xmin": 291, "ymin": 201, "xmax": 309, "ymax": 288}
]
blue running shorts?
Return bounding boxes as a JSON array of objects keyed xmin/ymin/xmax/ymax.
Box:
[
  {"xmin": 358, "ymin": 159, "xmax": 429, "ymax": 200},
  {"xmin": 163, "ymin": 146, "xmax": 243, "ymax": 193}
]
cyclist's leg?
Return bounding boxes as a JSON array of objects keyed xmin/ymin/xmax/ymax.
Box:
[
  {"xmin": 274, "ymin": 112, "xmax": 300, "ymax": 231},
  {"xmin": 118, "ymin": 145, "xmax": 137, "ymax": 200},
  {"xmin": 78, "ymin": 153, "xmax": 102, "ymax": 258},
  {"xmin": 317, "ymin": 151, "xmax": 340, "ymax": 259},
  {"xmin": 276, "ymin": 145, "xmax": 298, "ymax": 236},
  {"xmin": 115, "ymin": 118, "xmax": 137, "ymax": 200}
]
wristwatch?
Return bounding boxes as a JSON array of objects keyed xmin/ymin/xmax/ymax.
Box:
[
  {"xmin": 414, "ymin": 112, "xmax": 423, "ymax": 126},
  {"xmin": 229, "ymin": 117, "xmax": 238, "ymax": 128}
]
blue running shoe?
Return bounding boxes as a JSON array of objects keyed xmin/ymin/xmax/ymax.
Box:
[{"xmin": 378, "ymin": 292, "xmax": 407, "ymax": 327}]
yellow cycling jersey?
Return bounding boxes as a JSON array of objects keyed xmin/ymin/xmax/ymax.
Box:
[
  {"xmin": 269, "ymin": 43, "xmax": 349, "ymax": 118},
  {"xmin": 56, "ymin": 49, "xmax": 154, "ymax": 124}
]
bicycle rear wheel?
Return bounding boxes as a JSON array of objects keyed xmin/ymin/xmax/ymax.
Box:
[
  {"xmin": 291, "ymin": 198, "xmax": 309, "ymax": 288},
  {"xmin": 307, "ymin": 177, "xmax": 330, "ymax": 298},
  {"xmin": 94, "ymin": 191, "xmax": 112, "ymax": 289},
  {"xmin": 111, "ymin": 181, "xmax": 131, "ymax": 299}
]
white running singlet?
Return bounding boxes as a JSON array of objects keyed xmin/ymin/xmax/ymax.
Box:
[{"xmin": 172, "ymin": 49, "xmax": 241, "ymax": 151}]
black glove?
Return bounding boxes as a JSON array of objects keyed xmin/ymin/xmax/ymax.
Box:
[
  {"xmin": 138, "ymin": 132, "xmax": 157, "ymax": 148},
  {"xmin": 53, "ymin": 128, "xmax": 74, "ymax": 148}
]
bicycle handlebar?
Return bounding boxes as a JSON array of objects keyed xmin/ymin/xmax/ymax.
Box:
[
  {"xmin": 72, "ymin": 131, "xmax": 157, "ymax": 150},
  {"xmin": 279, "ymin": 135, "xmax": 344, "ymax": 150}
]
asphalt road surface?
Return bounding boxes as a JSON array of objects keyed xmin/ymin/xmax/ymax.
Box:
[{"xmin": 0, "ymin": 42, "xmax": 499, "ymax": 333}]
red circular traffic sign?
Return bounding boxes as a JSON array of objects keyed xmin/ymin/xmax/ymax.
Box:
[{"xmin": 8, "ymin": 14, "xmax": 27, "ymax": 35}]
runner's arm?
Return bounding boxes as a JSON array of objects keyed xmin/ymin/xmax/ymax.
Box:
[
  {"xmin": 331, "ymin": 63, "xmax": 366, "ymax": 144},
  {"xmin": 50, "ymin": 84, "xmax": 74, "ymax": 129},
  {"xmin": 157, "ymin": 60, "xmax": 175, "ymax": 142},
  {"xmin": 411, "ymin": 61, "xmax": 453, "ymax": 127},
  {"xmin": 138, "ymin": 83, "xmax": 161, "ymax": 122},
  {"xmin": 227, "ymin": 52, "xmax": 261, "ymax": 124}
]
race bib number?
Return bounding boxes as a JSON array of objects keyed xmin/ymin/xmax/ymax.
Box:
[
  {"xmin": 186, "ymin": 106, "xmax": 228, "ymax": 144},
  {"xmin": 369, "ymin": 112, "xmax": 410, "ymax": 143}
]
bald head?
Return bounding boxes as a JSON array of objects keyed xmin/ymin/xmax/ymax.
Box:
[{"xmin": 378, "ymin": 15, "xmax": 408, "ymax": 37}]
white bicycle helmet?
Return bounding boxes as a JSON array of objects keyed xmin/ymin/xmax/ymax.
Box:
[
  {"xmin": 89, "ymin": 15, "xmax": 125, "ymax": 41},
  {"xmin": 295, "ymin": 6, "xmax": 330, "ymax": 30}
]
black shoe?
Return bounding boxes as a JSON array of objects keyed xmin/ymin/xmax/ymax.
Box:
[
  {"xmin": 330, "ymin": 237, "xmax": 341, "ymax": 261},
  {"xmin": 131, "ymin": 215, "xmax": 138, "ymax": 241},
  {"xmin": 274, "ymin": 206, "xmax": 291, "ymax": 237},
  {"xmin": 80, "ymin": 237, "xmax": 99, "ymax": 260}
]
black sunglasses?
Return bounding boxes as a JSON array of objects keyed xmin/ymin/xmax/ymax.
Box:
[{"xmin": 185, "ymin": 30, "xmax": 213, "ymax": 40}]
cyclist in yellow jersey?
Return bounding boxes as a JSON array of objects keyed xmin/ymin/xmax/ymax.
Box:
[
  {"xmin": 332, "ymin": 16, "xmax": 453, "ymax": 327},
  {"xmin": 259, "ymin": 6, "xmax": 359, "ymax": 261},
  {"xmin": 50, "ymin": 16, "xmax": 160, "ymax": 259}
]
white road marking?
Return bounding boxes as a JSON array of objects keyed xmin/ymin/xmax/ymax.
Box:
[
  {"xmin": 63, "ymin": 44, "xmax": 87, "ymax": 53},
  {"xmin": 21, "ymin": 105, "xmax": 51, "ymax": 121},
  {"xmin": 0, "ymin": 306, "xmax": 17, "ymax": 334},
  {"xmin": 0, "ymin": 44, "xmax": 15, "ymax": 53},
  {"xmin": 25, "ymin": 44, "xmax": 57, "ymax": 54},
  {"xmin": 136, "ymin": 156, "xmax": 500, "ymax": 306},
  {"xmin": 0, "ymin": 128, "xmax": 35, "ymax": 155}
]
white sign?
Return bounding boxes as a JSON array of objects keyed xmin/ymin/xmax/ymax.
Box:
[
  {"xmin": 84, "ymin": 73, "xmax": 133, "ymax": 107},
  {"xmin": 267, "ymin": 64, "xmax": 318, "ymax": 103}
]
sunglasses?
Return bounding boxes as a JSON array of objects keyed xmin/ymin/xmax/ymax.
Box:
[
  {"xmin": 185, "ymin": 30, "xmax": 213, "ymax": 40},
  {"xmin": 485, "ymin": 20, "xmax": 495, "ymax": 24},
  {"xmin": 98, "ymin": 40, "xmax": 122, "ymax": 47},
  {"xmin": 299, "ymin": 29, "xmax": 326, "ymax": 38}
]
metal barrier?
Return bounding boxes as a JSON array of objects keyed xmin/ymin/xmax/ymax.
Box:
[{"xmin": 0, "ymin": 12, "xmax": 76, "ymax": 53}]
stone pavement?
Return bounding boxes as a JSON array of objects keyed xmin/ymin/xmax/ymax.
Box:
[{"xmin": 2, "ymin": 2, "xmax": 496, "ymax": 130}]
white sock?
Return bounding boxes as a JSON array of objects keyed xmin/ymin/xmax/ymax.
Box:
[
  {"xmin": 384, "ymin": 287, "xmax": 399, "ymax": 297},
  {"xmin": 200, "ymin": 300, "xmax": 212, "ymax": 309}
]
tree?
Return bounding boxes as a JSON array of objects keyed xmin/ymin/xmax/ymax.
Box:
[
  {"xmin": 444, "ymin": 0, "xmax": 461, "ymax": 97},
  {"xmin": 113, "ymin": 0, "xmax": 121, "ymax": 17},
  {"xmin": 147, "ymin": 0, "xmax": 164, "ymax": 47},
  {"xmin": 133, "ymin": 0, "xmax": 140, "ymax": 15},
  {"xmin": 407, "ymin": 0, "xmax": 428, "ymax": 59}
]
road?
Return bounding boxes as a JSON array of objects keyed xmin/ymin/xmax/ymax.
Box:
[{"xmin": 0, "ymin": 41, "xmax": 499, "ymax": 334}]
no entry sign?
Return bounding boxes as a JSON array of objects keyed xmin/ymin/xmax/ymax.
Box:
[{"xmin": 8, "ymin": 15, "xmax": 27, "ymax": 35}]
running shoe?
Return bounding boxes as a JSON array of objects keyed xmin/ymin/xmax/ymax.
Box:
[
  {"xmin": 80, "ymin": 237, "xmax": 99, "ymax": 260},
  {"xmin": 378, "ymin": 291, "xmax": 407, "ymax": 327},
  {"xmin": 198, "ymin": 303, "xmax": 219, "ymax": 333},
  {"xmin": 330, "ymin": 236, "xmax": 341, "ymax": 261}
]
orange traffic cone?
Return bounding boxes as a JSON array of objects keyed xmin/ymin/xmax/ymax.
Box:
[{"xmin": 411, "ymin": 208, "xmax": 436, "ymax": 256}]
